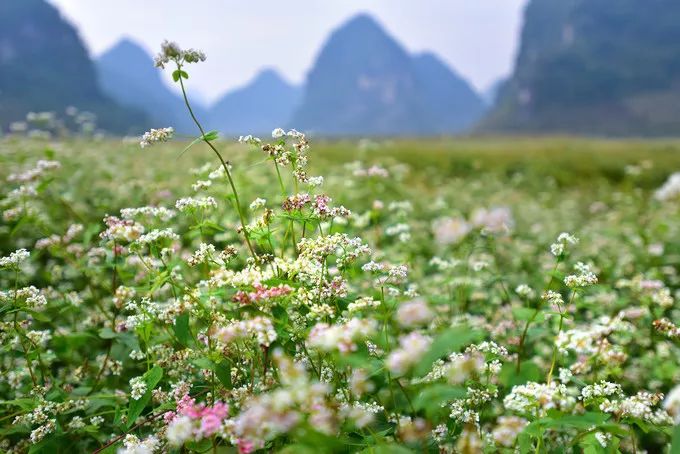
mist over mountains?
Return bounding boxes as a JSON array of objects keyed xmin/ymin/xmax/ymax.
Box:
[
  {"xmin": 96, "ymin": 14, "xmax": 484, "ymax": 136},
  {"xmin": 4, "ymin": 0, "xmax": 680, "ymax": 136}
]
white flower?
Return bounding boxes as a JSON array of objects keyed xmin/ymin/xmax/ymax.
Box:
[
  {"xmin": 433, "ymin": 217, "xmax": 470, "ymax": 245},
  {"xmin": 655, "ymin": 172, "xmax": 680, "ymax": 201},
  {"xmin": 386, "ymin": 332, "xmax": 432, "ymax": 375},
  {"xmin": 396, "ymin": 298, "xmax": 434, "ymax": 327},
  {"xmin": 249, "ymin": 198, "xmax": 267, "ymax": 210},
  {"xmin": 166, "ymin": 415, "xmax": 194, "ymax": 446},
  {"xmin": 272, "ymin": 128, "xmax": 286, "ymax": 138},
  {"xmin": 0, "ymin": 249, "xmax": 30, "ymax": 269},
  {"xmin": 175, "ymin": 196, "xmax": 218, "ymax": 212},
  {"xmin": 663, "ymin": 385, "xmax": 680, "ymax": 424},
  {"xmin": 129, "ymin": 376, "xmax": 147, "ymax": 400},
  {"xmin": 140, "ymin": 127, "xmax": 174, "ymax": 148}
]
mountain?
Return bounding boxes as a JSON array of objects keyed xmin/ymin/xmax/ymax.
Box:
[
  {"xmin": 0, "ymin": 0, "xmax": 146, "ymax": 133},
  {"xmin": 482, "ymin": 78, "xmax": 507, "ymax": 107},
  {"xmin": 482, "ymin": 0, "xmax": 680, "ymax": 135},
  {"xmin": 290, "ymin": 14, "xmax": 484, "ymax": 136},
  {"xmin": 411, "ymin": 52, "xmax": 486, "ymax": 133},
  {"xmin": 96, "ymin": 39, "xmax": 202, "ymax": 134},
  {"xmin": 207, "ymin": 69, "xmax": 302, "ymax": 134}
]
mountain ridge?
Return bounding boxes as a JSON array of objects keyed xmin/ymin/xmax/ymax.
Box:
[
  {"xmin": 481, "ymin": 0, "xmax": 680, "ymax": 135},
  {"xmin": 290, "ymin": 13, "xmax": 485, "ymax": 136},
  {"xmin": 0, "ymin": 0, "xmax": 146, "ymax": 133}
]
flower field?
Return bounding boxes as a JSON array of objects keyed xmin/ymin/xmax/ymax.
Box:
[{"xmin": 2, "ymin": 44, "xmax": 680, "ymax": 453}]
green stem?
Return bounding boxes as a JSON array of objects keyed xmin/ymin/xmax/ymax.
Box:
[{"xmin": 176, "ymin": 65, "xmax": 255, "ymax": 259}]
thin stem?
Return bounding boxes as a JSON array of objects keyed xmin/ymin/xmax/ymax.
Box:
[
  {"xmin": 176, "ymin": 65, "xmax": 256, "ymax": 258},
  {"xmin": 516, "ymin": 259, "xmax": 561, "ymax": 373}
]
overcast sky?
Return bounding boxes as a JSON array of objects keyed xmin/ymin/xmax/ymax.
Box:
[{"xmin": 48, "ymin": 0, "xmax": 529, "ymax": 104}]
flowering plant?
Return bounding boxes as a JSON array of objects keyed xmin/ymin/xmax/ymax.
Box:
[{"xmin": 1, "ymin": 42, "xmax": 680, "ymax": 453}]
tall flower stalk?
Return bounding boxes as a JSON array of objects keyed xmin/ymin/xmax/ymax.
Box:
[{"xmin": 153, "ymin": 40, "xmax": 256, "ymax": 258}]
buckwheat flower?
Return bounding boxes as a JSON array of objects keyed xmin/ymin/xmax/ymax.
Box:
[
  {"xmin": 154, "ymin": 40, "xmax": 181, "ymax": 68},
  {"xmin": 581, "ymin": 381, "xmax": 623, "ymax": 401},
  {"xmin": 559, "ymin": 368, "xmax": 573, "ymax": 383},
  {"xmin": 120, "ymin": 206, "xmax": 176, "ymax": 222},
  {"xmin": 154, "ymin": 40, "xmax": 205, "ymax": 68},
  {"xmin": 175, "ymin": 196, "xmax": 218, "ymax": 212},
  {"xmin": 100, "ymin": 215, "xmax": 145, "ymax": 243},
  {"xmin": 131, "ymin": 228, "xmax": 179, "ymax": 250},
  {"xmin": 433, "ymin": 216, "xmax": 470, "ymax": 245},
  {"xmin": 140, "ymin": 127, "xmax": 174, "ymax": 148},
  {"xmin": 456, "ymin": 425, "xmax": 483, "ymax": 453},
  {"xmin": 0, "ymin": 248, "xmax": 30, "ymax": 269},
  {"xmin": 550, "ymin": 232, "xmax": 579, "ymax": 256},
  {"xmin": 387, "ymin": 332, "xmax": 432, "ymax": 375},
  {"xmin": 654, "ymin": 172, "xmax": 680, "ymax": 201},
  {"xmin": 67, "ymin": 416, "xmax": 85, "ymax": 430},
  {"xmin": 361, "ymin": 261, "xmax": 385, "ymax": 273},
  {"xmin": 191, "ymin": 179, "xmax": 212, "ymax": 191},
  {"xmin": 167, "ymin": 415, "xmax": 193, "ymax": 446},
  {"xmin": 307, "ymin": 318, "xmax": 376, "ymax": 354},
  {"xmin": 307, "ymin": 176, "xmax": 324, "ymax": 187},
  {"xmin": 349, "ymin": 369, "xmax": 374, "ymax": 398},
  {"xmin": 388, "ymin": 264, "xmax": 408, "ymax": 282},
  {"xmin": 187, "ymin": 243, "xmax": 216, "ymax": 267},
  {"xmin": 238, "ymin": 134, "xmax": 262, "ymax": 145},
  {"xmin": 515, "ymin": 284, "xmax": 534, "ymax": 298},
  {"xmin": 90, "ymin": 416, "xmax": 104, "ymax": 427},
  {"xmin": 595, "ymin": 432, "xmax": 611, "ymax": 448},
  {"xmin": 504, "ymin": 381, "xmax": 574, "ymax": 417},
  {"xmin": 272, "ymin": 128, "xmax": 285, "ymax": 138},
  {"xmin": 396, "ymin": 298, "xmax": 434, "ymax": 327},
  {"xmin": 600, "ymin": 391, "xmax": 672, "ymax": 424},
  {"xmin": 663, "ymin": 385, "xmax": 680, "ymax": 423},
  {"xmin": 653, "ymin": 318, "xmax": 680, "ymax": 339},
  {"xmin": 471, "ymin": 206, "xmax": 514, "ymax": 234},
  {"xmin": 129, "ymin": 376, "xmax": 147, "ymax": 400},
  {"xmin": 249, "ymin": 198, "xmax": 267, "ymax": 210},
  {"xmin": 118, "ymin": 434, "xmax": 160, "ymax": 454},
  {"xmin": 30, "ymin": 419, "xmax": 56, "ymax": 443},
  {"xmin": 347, "ymin": 296, "xmax": 380, "ymax": 313},
  {"xmin": 7, "ymin": 160, "xmax": 61, "ymax": 183},
  {"xmin": 183, "ymin": 48, "xmax": 207, "ymax": 64},
  {"xmin": 492, "ymin": 416, "xmax": 527, "ymax": 447}
]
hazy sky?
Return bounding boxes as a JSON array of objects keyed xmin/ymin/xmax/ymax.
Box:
[{"xmin": 48, "ymin": 0, "xmax": 529, "ymax": 104}]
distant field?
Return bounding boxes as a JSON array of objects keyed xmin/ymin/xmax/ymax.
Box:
[{"xmin": 4, "ymin": 135, "xmax": 680, "ymax": 185}]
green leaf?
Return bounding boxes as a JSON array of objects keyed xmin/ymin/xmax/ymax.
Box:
[
  {"xmin": 671, "ymin": 424, "xmax": 680, "ymax": 454},
  {"xmin": 177, "ymin": 130, "xmax": 220, "ymax": 159},
  {"xmin": 203, "ymin": 130, "xmax": 219, "ymax": 141},
  {"xmin": 414, "ymin": 326, "xmax": 481, "ymax": 376},
  {"xmin": 172, "ymin": 69, "xmax": 189, "ymax": 82},
  {"xmin": 359, "ymin": 446, "xmax": 413, "ymax": 454},
  {"xmin": 98, "ymin": 327, "xmax": 118, "ymax": 339},
  {"xmin": 127, "ymin": 366, "xmax": 163, "ymax": 428},
  {"xmin": 278, "ymin": 446, "xmax": 317, "ymax": 454},
  {"xmin": 192, "ymin": 357, "xmax": 214, "ymax": 370},
  {"xmin": 512, "ymin": 307, "xmax": 543, "ymax": 322},
  {"xmin": 413, "ymin": 384, "xmax": 466, "ymax": 412},
  {"xmin": 214, "ymin": 360, "xmax": 232, "ymax": 388},
  {"xmin": 173, "ymin": 313, "xmax": 191, "ymax": 346},
  {"xmin": 500, "ymin": 361, "xmax": 542, "ymax": 387}
]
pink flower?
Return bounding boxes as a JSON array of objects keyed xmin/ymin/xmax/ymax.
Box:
[
  {"xmin": 237, "ymin": 439, "xmax": 255, "ymax": 454},
  {"xmin": 199, "ymin": 413, "xmax": 222, "ymax": 437},
  {"xmin": 232, "ymin": 283, "xmax": 293, "ymax": 305}
]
